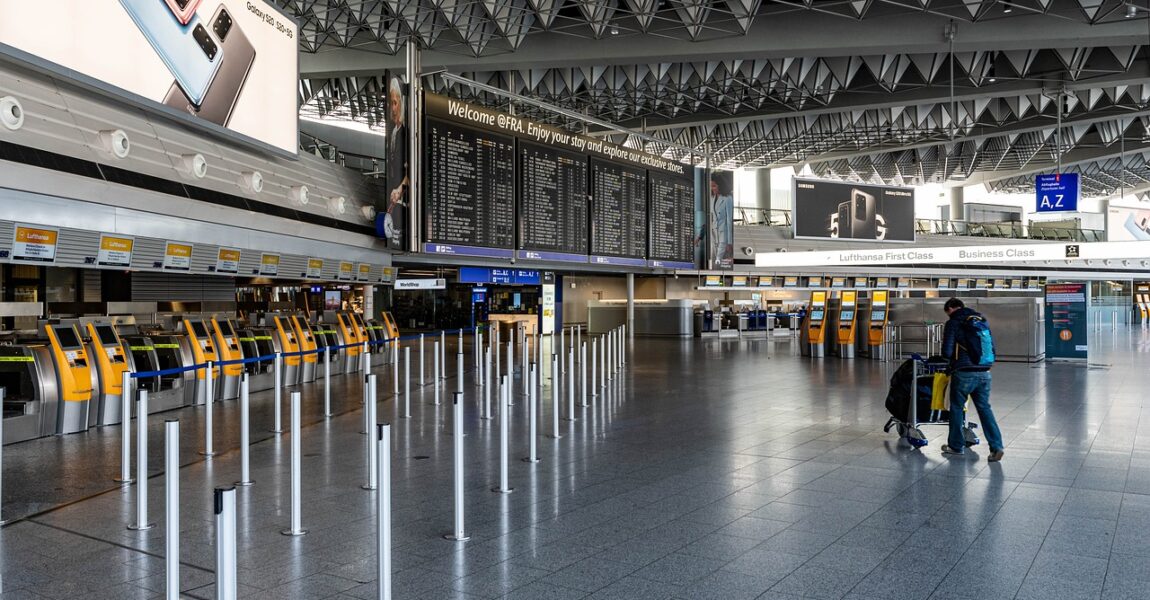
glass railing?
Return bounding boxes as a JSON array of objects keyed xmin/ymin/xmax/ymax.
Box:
[
  {"xmin": 733, "ymin": 208, "xmax": 791, "ymax": 227},
  {"xmin": 738, "ymin": 212, "xmax": 1105, "ymax": 242}
]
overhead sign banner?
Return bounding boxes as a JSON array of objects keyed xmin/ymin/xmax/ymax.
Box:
[
  {"xmin": 1106, "ymin": 200, "xmax": 1150, "ymax": 241},
  {"xmin": 1045, "ymin": 282, "xmax": 1088, "ymax": 361},
  {"xmin": 97, "ymin": 234, "xmax": 134, "ymax": 267},
  {"xmin": 162, "ymin": 242, "xmax": 193, "ymax": 271},
  {"xmin": 1035, "ymin": 173, "xmax": 1080, "ymax": 213},
  {"xmin": 338, "ymin": 261, "xmax": 354, "ymax": 281},
  {"xmin": 356, "ymin": 263, "xmax": 372, "ymax": 282},
  {"xmin": 793, "ymin": 179, "xmax": 915, "ymax": 242},
  {"xmin": 706, "ymin": 170, "xmax": 735, "ymax": 269},
  {"xmin": 306, "ymin": 258, "xmax": 323, "ymax": 279},
  {"xmin": 259, "ymin": 253, "xmax": 280, "ymax": 276},
  {"xmin": 12, "ymin": 225, "xmax": 59, "ymax": 262},
  {"xmin": 395, "ymin": 278, "xmax": 446, "ymax": 290},
  {"xmin": 0, "ymin": 0, "xmax": 300, "ymax": 155},
  {"xmin": 215, "ymin": 247, "xmax": 240, "ymax": 274},
  {"xmin": 756, "ymin": 240, "xmax": 1150, "ymax": 268}
]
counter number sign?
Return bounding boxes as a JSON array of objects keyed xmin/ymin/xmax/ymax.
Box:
[{"xmin": 97, "ymin": 234, "xmax": 134, "ymax": 267}]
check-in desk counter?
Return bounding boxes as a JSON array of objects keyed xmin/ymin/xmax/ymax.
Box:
[
  {"xmin": 272, "ymin": 316, "xmax": 302, "ymax": 386},
  {"xmin": 85, "ymin": 323, "xmax": 130, "ymax": 426},
  {"xmin": 335, "ymin": 312, "xmax": 364, "ymax": 374},
  {"xmin": 236, "ymin": 328, "xmax": 276, "ymax": 393},
  {"xmin": 290, "ymin": 316, "xmax": 318, "ymax": 384},
  {"xmin": 0, "ymin": 345, "xmax": 59, "ymax": 443},
  {"xmin": 43, "ymin": 324, "xmax": 94, "ymax": 434},
  {"xmin": 365, "ymin": 319, "xmax": 388, "ymax": 366},
  {"xmin": 211, "ymin": 319, "xmax": 244, "ymax": 400},
  {"xmin": 587, "ymin": 300, "xmax": 693, "ymax": 337},
  {"xmin": 181, "ymin": 320, "xmax": 220, "ymax": 406},
  {"xmin": 151, "ymin": 334, "xmax": 196, "ymax": 411}
]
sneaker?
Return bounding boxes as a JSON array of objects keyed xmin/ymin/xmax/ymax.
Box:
[
  {"xmin": 988, "ymin": 450, "xmax": 1004, "ymax": 463},
  {"xmin": 941, "ymin": 445, "xmax": 964, "ymax": 456}
]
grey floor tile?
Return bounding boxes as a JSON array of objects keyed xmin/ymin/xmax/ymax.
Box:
[
  {"xmin": 631, "ymin": 552, "xmax": 728, "ymax": 586},
  {"xmin": 541, "ymin": 557, "xmax": 640, "ymax": 592}
]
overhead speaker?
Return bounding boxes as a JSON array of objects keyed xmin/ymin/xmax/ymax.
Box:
[
  {"xmin": 181, "ymin": 153, "xmax": 208, "ymax": 179},
  {"xmin": 99, "ymin": 129, "xmax": 131, "ymax": 159},
  {"xmin": 360, "ymin": 205, "xmax": 377, "ymax": 221},
  {"xmin": 239, "ymin": 171, "xmax": 263, "ymax": 193},
  {"xmin": 0, "ymin": 96, "xmax": 24, "ymax": 131},
  {"xmin": 741, "ymin": 246, "xmax": 755, "ymax": 257},
  {"xmin": 290, "ymin": 185, "xmax": 310, "ymax": 206},
  {"xmin": 327, "ymin": 196, "xmax": 347, "ymax": 216}
]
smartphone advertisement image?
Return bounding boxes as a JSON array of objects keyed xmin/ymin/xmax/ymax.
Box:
[
  {"xmin": 793, "ymin": 178, "xmax": 916, "ymax": 242},
  {"xmin": 0, "ymin": 0, "xmax": 298, "ymax": 155},
  {"xmin": 1106, "ymin": 201, "xmax": 1150, "ymax": 242}
]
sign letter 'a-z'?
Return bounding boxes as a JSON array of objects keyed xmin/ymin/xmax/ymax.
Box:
[{"xmin": 1035, "ymin": 173, "xmax": 1080, "ymax": 213}]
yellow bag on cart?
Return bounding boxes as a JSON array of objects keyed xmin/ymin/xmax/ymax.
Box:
[{"xmin": 930, "ymin": 373, "xmax": 950, "ymax": 412}]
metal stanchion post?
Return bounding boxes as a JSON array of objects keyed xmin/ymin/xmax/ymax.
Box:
[
  {"xmin": 419, "ymin": 334, "xmax": 425, "ymax": 386},
  {"xmin": 0, "ymin": 389, "xmax": 3, "ymax": 523},
  {"xmin": 591, "ymin": 338, "xmax": 598, "ymax": 399},
  {"xmin": 493, "ymin": 376, "xmax": 514, "ymax": 494},
  {"xmin": 214, "ymin": 486, "xmax": 237, "ymax": 600},
  {"xmin": 495, "ymin": 328, "xmax": 501, "ymax": 380},
  {"xmin": 324, "ymin": 347, "xmax": 332, "ymax": 417},
  {"xmin": 523, "ymin": 364, "xmax": 539, "ymax": 463},
  {"xmin": 281, "ymin": 391, "xmax": 307, "ymax": 536},
  {"xmin": 441, "ymin": 331, "xmax": 447, "ymax": 380},
  {"xmin": 560, "ymin": 327, "xmax": 565, "ymax": 374},
  {"xmin": 476, "ymin": 331, "xmax": 483, "ymax": 383},
  {"xmin": 457, "ymin": 350, "xmax": 464, "ymax": 395},
  {"xmin": 363, "ymin": 374, "xmax": 378, "ymax": 490},
  {"xmin": 116, "ymin": 371, "xmax": 133, "ymax": 483},
  {"xmin": 550, "ymin": 354, "xmax": 560, "ymax": 439},
  {"xmin": 506, "ymin": 340, "xmax": 515, "ymax": 406},
  {"xmin": 392, "ymin": 342, "xmax": 399, "ymax": 399},
  {"xmin": 580, "ymin": 342, "xmax": 588, "ymax": 407},
  {"xmin": 566, "ymin": 347, "xmax": 575, "ymax": 421},
  {"xmin": 601, "ymin": 334, "xmax": 607, "ymax": 387},
  {"xmin": 377, "ymin": 423, "xmax": 392, "ymax": 600},
  {"xmin": 622, "ymin": 324, "xmax": 626, "ymax": 364},
  {"xmin": 482, "ymin": 348, "xmax": 492, "ymax": 420},
  {"xmin": 201, "ymin": 361, "xmax": 215, "ymax": 457},
  {"xmin": 403, "ymin": 347, "xmax": 412, "ymax": 418},
  {"xmin": 128, "ymin": 390, "xmax": 154, "ymax": 531},
  {"xmin": 164, "ymin": 419, "xmax": 179, "ymax": 600},
  {"xmin": 444, "ymin": 393, "xmax": 470, "ymax": 541},
  {"xmin": 236, "ymin": 375, "xmax": 253, "ymax": 486},
  {"xmin": 365, "ymin": 342, "xmax": 372, "ymax": 375},
  {"xmin": 271, "ymin": 353, "xmax": 283, "ymax": 433},
  {"xmin": 522, "ymin": 330, "xmax": 528, "ymax": 397},
  {"xmin": 576, "ymin": 325, "xmax": 581, "ymax": 360},
  {"xmin": 433, "ymin": 340, "xmax": 441, "ymax": 404}
]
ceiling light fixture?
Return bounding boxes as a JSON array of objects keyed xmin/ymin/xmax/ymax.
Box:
[
  {"xmin": 1003, "ymin": 1, "xmax": 1013, "ymax": 12},
  {"xmin": 1127, "ymin": 3, "xmax": 1138, "ymax": 17}
]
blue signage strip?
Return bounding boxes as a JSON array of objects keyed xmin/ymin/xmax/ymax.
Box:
[
  {"xmin": 1035, "ymin": 173, "xmax": 1080, "ymax": 212},
  {"xmin": 422, "ymin": 243, "xmax": 514, "ymax": 259},
  {"xmin": 590, "ymin": 255, "xmax": 648, "ymax": 267},
  {"xmin": 458, "ymin": 267, "xmax": 541, "ymax": 285},
  {"xmin": 648, "ymin": 260, "xmax": 696, "ymax": 269},
  {"xmin": 1045, "ymin": 282, "xmax": 1089, "ymax": 360},
  {"xmin": 517, "ymin": 250, "xmax": 589, "ymax": 263}
]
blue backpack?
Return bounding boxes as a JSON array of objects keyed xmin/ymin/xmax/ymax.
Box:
[{"xmin": 961, "ymin": 315, "xmax": 996, "ymax": 367}]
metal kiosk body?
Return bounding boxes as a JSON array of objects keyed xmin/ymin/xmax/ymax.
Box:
[
  {"xmin": 84, "ymin": 322, "xmax": 130, "ymax": 426},
  {"xmin": 210, "ymin": 319, "xmax": 245, "ymax": 400},
  {"xmin": 181, "ymin": 319, "xmax": 221, "ymax": 406},
  {"xmin": 43, "ymin": 324, "xmax": 94, "ymax": 434},
  {"xmin": 0, "ymin": 345, "xmax": 60, "ymax": 443}
]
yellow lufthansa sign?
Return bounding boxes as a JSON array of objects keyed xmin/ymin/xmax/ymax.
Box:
[
  {"xmin": 216, "ymin": 247, "xmax": 241, "ymax": 274},
  {"xmin": 97, "ymin": 234, "xmax": 134, "ymax": 267},
  {"xmin": 357, "ymin": 263, "xmax": 372, "ymax": 281},
  {"xmin": 306, "ymin": 258, "xmax": 324, "ymax": 278},
  {"xmin": 338, "ymin": 262, "xmax": 354, "ymax": 280},
  {"xmin": 163, "ymin": 242, "xmax": 193, "ymax": 270},
  {"xmin": 13, "ymin": 225, "xmax": 59, "ymax": 262},
  {"xmin": 260, "ymin": 253, "xmax": 280, "ymax": 276}
]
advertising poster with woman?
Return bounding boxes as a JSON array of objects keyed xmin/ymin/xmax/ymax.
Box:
[{"xmin": 378, "ymin": 70, "xmax": 409, "ymax": 251}]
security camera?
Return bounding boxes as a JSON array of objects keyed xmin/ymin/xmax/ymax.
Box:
[
  {"xmin": 180, "ymin": 153, "xmax": 207, "ymax": 179},
  {"xmin": 742, "ymin": 246, "xmax": 755, "ymax": 257},
  {"xmin": 239, "ymin": 171, "xmax": 263, "ymax": 193},
  {"xmin": 0, "ymin": 96, "xmax": 23, "ymax": 130},
  {"xmin": 99, "ymin": 129, "xmax": 131, "ymax": 159},
  {"xmin": 777, "ymin": 248, "xmax": 789, "ymax": 253}
]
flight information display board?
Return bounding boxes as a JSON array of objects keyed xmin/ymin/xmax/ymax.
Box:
[
  {"xmin": 423, "ymin": 119, "xmax": 516, "ymax": 258},
  {"xmin": 648, "ymin": 171, "xmax": 696, "ymax": 268},
  {"xmin": 590, "ymin": 159, "xmax": 648, "ymax": 266},
  {"xmin": 518, "ymin": 141, "xmax": 588, "ymax": 262}
]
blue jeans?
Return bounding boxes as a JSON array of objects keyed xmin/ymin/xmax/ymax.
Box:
[{"xmin": 948, "ymin": 370, "xmax": 1004, "ymax": 453}]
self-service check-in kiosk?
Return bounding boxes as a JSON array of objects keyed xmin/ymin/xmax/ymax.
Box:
[
  {"xmin": 290, "ymin": 316, "xmax": 318, "ymax": 383},
  {"xmin": 85, "ymin": 322, "xmax": 129, "ymax": 426},
  {"xmin": 803, "ymin": 291, "xmax": 829, "ymax": 358},
  {"xmin": 1136, "ymin": 293, "xmax": 1149, "ymax": 326},
  {"xmin": 211, "ymin": 318, "xmax": 244, "ymax": 400},
  {"xmin": 835, "ymin": 291, "xmax": 858, "ymax": 358},
  {"xmin": 119, "ymin": 327, "xmax": 193, "ymax": 413},
  {"xmin": 311, "ymin": 321, "xmax": 341, "ymax": 370},
  {"xmin": 336, "ymin": 312, "xmax": 364, "ymax": 374},
  {"xmin": 866, "ymin": 290, "xmax": 890, "ymax": 359},
  {"xmin": 273, "ymin": 315, "xmax": 302, "ymax": 385},
  {"xmin": 381, "ymin": 311, "xmax": 400, "ymax": 340},
  {"xmin": 181, "ymin": 319, "xmax": 220, "ymax": 406},
  {"xmin": 43, "ymin": 324, "xmax": 94, "ymax": 434},
  {"xmin": 0, "ymin": 345, "xmax": 59, "ymax": 443}
]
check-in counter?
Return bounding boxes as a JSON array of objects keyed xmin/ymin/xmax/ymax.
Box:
[
  {"xmin": 236, "ymin": 327, "xmax": 276, "ymax": 392},
  {"xmin": 272, "ymin": 315, "xmax": 302, "ymax": 386},
  {"xmin": 587, "ymin": 299, "xmax": 693, "ymax": 337},
  {"xmin": 0, "ymin": 345, "xmax": 59, "ymax": 444},
  {"xmin": 211, "ymin": 319, "xmax": 244, "ymax": 400},
  {"xmin": 181, "ymin": 319, "xmax": 220, "ymax": 406},
  {"xmin": 888, "ymin": 297, "xmax": 1045, "ymax": 362},
  {"xmin": 85, "ymin": 322, "xmax": 130, "ymax": 426},
  {"xmin": 117, "ymin": 327, "xmax": 192, "ymax": 413},
  {"xmin": 290, "ymin": 316, "xmax": 318, "ymax": 383},
  {"xmin": 335, "ymin": 312, "xmax": 364, "ymax": 374}
]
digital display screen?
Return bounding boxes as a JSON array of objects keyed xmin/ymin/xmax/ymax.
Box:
[
  {"xmin": 732, "ymin": 276, "xmax": 748, "ymax": 287},
  {"xmin": 425, "ymin": 119, "xmax": 516, "ymax": 250},
  {"xmin": 95, "ymin": 325, "xmax": 119, "ymax": 346},
  {"xmin": 519, "ymin": 141, "xmax": 589, "ymax": 256},
  {"xmin": 190, "ymin": 321, "xmax": 209, "ymax": 338},
  {"xmin": 53, "ymin": 325, "xmax": 82, "ymax": 348},
  {"xmin": 221, "ymin": 320, "xmax": 237, "ymax": 337},
  {"xmin": 839, "ymin": 310, "xmax": 854, "ymax": 322},
  {"xmin": 705, "ymin": 275, "xmax": 722, "ymax": 286},
  {"xmin": 871, "ymin": 310, "xmax": 886, "ymax": 321},
  {"xmin": 809, "ymin": 310, "xmax": 824, "ymax": 321}
]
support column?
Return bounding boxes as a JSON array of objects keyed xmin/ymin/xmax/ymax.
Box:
[
  {"xmin": 362, "ymin": 284, "xmax": 375, "ymax": 319},
  {"xmin": 950, "ymin": 186, "xmax": 965, "ymax": 222},
  {"xmin": 753, "ymin": 167, "xmax": 772, "ymax": 222},
  {"xmin": 626, "ymin": 273, "xmax": 635, "ymax": 338},
  {"xmin": 406, "ymin": 37, "xmax": 422, "ymax": 253}
]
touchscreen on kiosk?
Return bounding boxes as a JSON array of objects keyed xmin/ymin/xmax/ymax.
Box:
[
  {"xmin": 95, "ymin": 325, "xmax": 119, "ymax": 346},
  {"xmin": 222, "ymin": 320, "xmax": 237, "ymax": 336},
  {"xmin": 839, "ymin": 310, "xmax": 854, "ymax": 322},
  {"xmin": 871, "ymin": 310, "xmax": 886, "ymax": 322},
  {"xmin": 809, "ymin": 310, "xmax": 825, "ymax": 322},
  {"xmin": 54, "ymin": 325, "xmax": 82, "ymax": 348},
  {"xmin": 190, "ymin": 321, "xmax": 210, "ymax": 338}
]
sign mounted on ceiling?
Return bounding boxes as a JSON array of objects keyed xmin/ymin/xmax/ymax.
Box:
[
  {"xmin": 755, "ymin": 240, "xmax": 1150, "ymax": 268},
  {"xmin": 12, "ymin": 225, "xmax": 58, "ymax": 262},
  {"xmin": 395, "ymin": 278, "xmax": 447, "ymax": 290},
  {"xmin": 1035, "ymin": 173, "xmax": 1080, "ymax": 213},
  {"xmin": 792, "ymin": 179, "xmax": 916, "ymax": 242}
]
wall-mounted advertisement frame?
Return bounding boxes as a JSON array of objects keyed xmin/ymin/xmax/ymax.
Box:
[{"xmin": 792, "ymin": 178, "xmax": 915, "ymax": 242}]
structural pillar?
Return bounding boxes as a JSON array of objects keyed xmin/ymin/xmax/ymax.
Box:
[
  {"xmin": 626, "ymin": 273, "xmax": 635, "ymax": 338},
  {"xmin": 950, "ymin": 186, "xmax": 965, "ymax": 222},
  {"xmin": 406, "ymin": 37, "xmax": 422, "ymax": 253}
]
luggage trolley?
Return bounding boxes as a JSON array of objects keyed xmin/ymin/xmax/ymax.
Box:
[{"xmin": 882, "ymin": 354, "xmax": 979, "ymax": 449}]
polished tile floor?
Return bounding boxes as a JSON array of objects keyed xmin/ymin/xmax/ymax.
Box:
[{"xmin": 2, "ymin": 328, "xmax": 1150, "ymax": 600}]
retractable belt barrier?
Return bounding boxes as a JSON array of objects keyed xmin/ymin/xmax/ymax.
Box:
[{"xmin": 127, "ymin": 328, "xmax": 483, "ymax": 379}]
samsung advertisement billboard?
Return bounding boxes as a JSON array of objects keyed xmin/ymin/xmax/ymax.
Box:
[
  {"xmin": 793, "ymin": 179, "xmax": 916, "ymax": 242},
  {"xmin": 0, "ymin": 0, "xmax": 299, "ymax": 155}
]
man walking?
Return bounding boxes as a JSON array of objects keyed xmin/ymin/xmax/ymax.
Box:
[{"xmin": 940, "ymin": 298, "xmax": 1005, "ymax": 462}]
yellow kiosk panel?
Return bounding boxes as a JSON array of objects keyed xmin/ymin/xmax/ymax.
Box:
[
  {"xmin": 806, "ymin": 291, "xmax": 828, "ymax": 344},
  {"xmin": 183, "ymin": 320, "xmax": 220, "ymax": 380},
  {"xmin": 47, "ymin": 324, "xmax": 93, "ymax": 402},
  {"xmin": 837, "ymin": 291, "xmax": 858, "ymax": 345},
  {"xmin": 291, "ymin": 316, "xmax": 318, "ymax": 363},
  {"xmin": 274, "ymin": 316, "xmax": 302, "ymax": 367},
  {"xmin": 868, "ymin": 290, "xmax": 889, "ymax": 347},
  {"xmin": 86, "ymin": 323, "xmax": 128, "ymax": 396},
  {"xmin": 210, "ymin": 319, "xmax": 245, "ymax": 377}
]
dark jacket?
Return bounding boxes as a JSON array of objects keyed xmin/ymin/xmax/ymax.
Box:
[{"xmin": 942, "ymin": 307, "xmax": 991, "ymax": 372}]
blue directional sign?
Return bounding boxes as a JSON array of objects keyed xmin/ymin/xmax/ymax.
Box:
[{"xmin": 1035, "ymin": 173, "xmax": 1080, "ymax": 212}]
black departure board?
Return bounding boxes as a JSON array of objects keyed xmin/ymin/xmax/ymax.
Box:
[
  {"xmin": 424, "ymin": 119, "xmax": 515, "ymax": 250},
  {"xmin": 648, "ymin": 172, "xmax": 695, "ymax": 263},
  {"xmin": 519, "ymin": 142, "xmax": 588, "ymax": 257},
  {"xmin": 590, "ymin": 159, "xmax": 647, "ymax": 260}
]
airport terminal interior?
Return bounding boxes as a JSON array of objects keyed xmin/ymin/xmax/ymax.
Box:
[{"xmin": 4, "ymin": 1, "xmax": 1150, "ymax": 599}]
